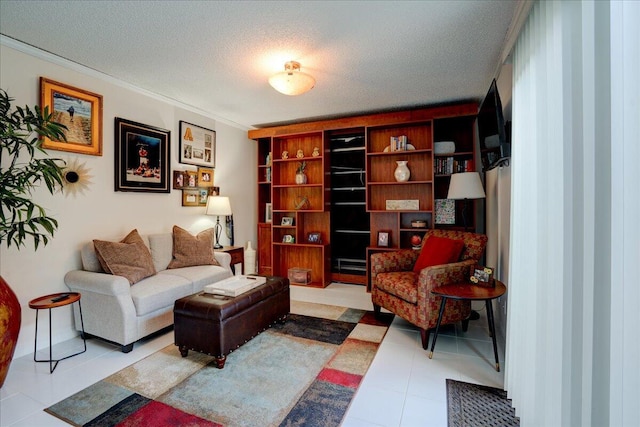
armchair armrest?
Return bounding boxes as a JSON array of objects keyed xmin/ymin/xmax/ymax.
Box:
[{"xmin": 417, "ymin": 259, "xmax": 475, "ymax": 297}]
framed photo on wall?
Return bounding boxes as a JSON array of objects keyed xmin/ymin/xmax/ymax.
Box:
[
  {"xmin": 40, "ymin": 77, "xmax": 103, "ymax": 156},
  {"xmin": 197, "ymin": 167, "xmax": 214, "ymax": 187},
  {"xmin": 114, "ymin": 117, "xmax": 170, "ymax": 193},
  {"xmin": 179, "ymin": 121, "xmax": 215, "ymax": 168}
]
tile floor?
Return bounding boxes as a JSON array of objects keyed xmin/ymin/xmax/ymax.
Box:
[{"xmin": 0, "ymin": 283, "xmax": 504, "ymax": 427}]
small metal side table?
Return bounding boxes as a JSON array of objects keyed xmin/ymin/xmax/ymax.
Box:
[
  {"xmin": 28, "ymin": 292, "xmax": 86, "ymax": 373},
  {"xmin": 429, "ymin": 280, "xmax": 507, "ymax": 371}
]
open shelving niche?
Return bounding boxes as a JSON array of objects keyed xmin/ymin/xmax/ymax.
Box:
[
  {"xmin": 329, "ymin": 131, "xmax": 368, "ymax": 285},
  {"xmin": 270, "ymin": 132, "xmax": 331, "ymax": 288}
]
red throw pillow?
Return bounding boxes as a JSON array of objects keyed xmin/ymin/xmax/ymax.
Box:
[{"xmin": 413, "ymin": 236, "xmax": 465, "ymax": 273}]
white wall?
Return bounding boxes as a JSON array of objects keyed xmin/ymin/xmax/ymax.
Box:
[{"xmin": 0, "ymin": 42, "xmax": 257, "ymax": 359}]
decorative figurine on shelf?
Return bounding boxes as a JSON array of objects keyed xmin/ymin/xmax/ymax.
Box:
[
  {"xmin": 296, "ymin": 149, "xmax": 304, "ymax": 158},
  {"xmin": 411, "ymin": 234, "xmax": 423, "ymax": 250},
  {"xmin": 295, "ymin": 161, "xmax": 307, "ymax": 185},
  {"xmin": 312, "ymin": 147, "xmax": 320, "ymax": 157},
  {"xmin": 281, "ymin": 150, "xmax": 289, "ymax": 159},
  {"xmin": 265, "ymin": 152, "xmax": 271, "ymax": 166}
]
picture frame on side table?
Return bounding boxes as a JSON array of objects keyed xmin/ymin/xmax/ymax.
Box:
[
  {"xmin": 179, "ymin": 121, "xmax": 215, "ymax": 168},
  {"xmin": 114, "ymin": 117, "xmax": 170, "ymax": 193},
  {"xmin": 470, "ymin": 265, "xmax": 494, "ymax": 287},
  {"xmin": 40, "ymin": 77, "xmax": 103, "ymax": 156},
  {"xmin": 377, "ymin": 231, "xmax": 390, "ymax": 247}
]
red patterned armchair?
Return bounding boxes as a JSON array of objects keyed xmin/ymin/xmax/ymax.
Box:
[{"xmin": 371, "ymin": 229, "xmax": 488, "ymax": 349}]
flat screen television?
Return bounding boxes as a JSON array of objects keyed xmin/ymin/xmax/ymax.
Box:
[{"xmin": 477, "ymin": 79, "xmax": 509, "ymax": 171}]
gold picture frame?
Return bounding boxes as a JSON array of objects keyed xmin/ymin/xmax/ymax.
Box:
[
  {"xmin": 197, "ymin": 167, "xmax": 214, "ymax": 187},
  {"xmin": 40, "ymin": 77, "xmax": 103, "ymax": 156}
]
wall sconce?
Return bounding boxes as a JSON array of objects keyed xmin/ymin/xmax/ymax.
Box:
[{"xmin": 269, "ymin": 61, "xmax": 315, "ymax": 96}]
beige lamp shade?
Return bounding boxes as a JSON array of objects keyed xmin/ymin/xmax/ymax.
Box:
[
  {"xmin": 205, "ymin": 196, "xmax": 232, "ymax": 216},
  {"xmin": 269, "ymin": 61, "xmax": 315, "ymax": 96},
  {"xmin": 447, "ymin": 172, "xmax": 486, "ymax": 200}
]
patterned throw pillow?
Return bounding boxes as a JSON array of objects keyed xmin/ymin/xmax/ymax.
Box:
[
  {"xmin": 93, "ymin": 229, "xmax": 157, "ymax": 285},
  {"xmin": 167, "ymin": 225, "xmax": 220, "ymax": 269},
  {"xmin": 413, "ymin": 236, "xmax": 465, "ymax": 273}
]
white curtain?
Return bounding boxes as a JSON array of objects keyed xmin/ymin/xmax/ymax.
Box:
[
  {"xmin": 485, "ymin": 164, "xmax": 511, "ymax": 342},
  {"xmin": 505, "ymin": 1, "xmax": 639, "ymax": 426}
]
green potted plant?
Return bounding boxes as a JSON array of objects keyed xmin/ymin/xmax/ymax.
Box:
[
  {"xmin": 295, "ymin": 161, "xmax": 307, "ymax": 185},
  {"xmin": 0, "ymin": 88, "xmax": 67, "ymax": 387}
]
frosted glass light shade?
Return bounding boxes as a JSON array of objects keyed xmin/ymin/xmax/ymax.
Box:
[
  {"xmin": 447, "ymin": 172, "xmax": 486, "ymax": 200},
  {"xmin": 269, "ymin": 61, "xmax": 315, "ymax": 96},
  {"xmin": 205, "ymin": 196, "xmax": 232, "ymax": 216}
]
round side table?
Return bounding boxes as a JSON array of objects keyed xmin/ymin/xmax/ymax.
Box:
[
  {"xmin": 429, "ymin": 281, "xmax": 507, "ymax": 372},
  {"xmin": 28, "ymin": 292, "xmax": 87, "ymax": 373}
]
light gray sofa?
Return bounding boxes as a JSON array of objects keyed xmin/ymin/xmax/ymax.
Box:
[{"xmin": 64, "ymin": 232, "xmax": 232, "ymax": 352}]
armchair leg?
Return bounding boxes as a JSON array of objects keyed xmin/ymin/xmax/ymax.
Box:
[
  {"xmin": 420, "ymin": 329, "xmax": 430, "ymax": 350},
  {"xmin": 373, "ymin": 303, "xmax": 381, "ymax": 319},
  {"xmin": 462, "ymin": 319, "xmax": 470, "ymax": 332}
]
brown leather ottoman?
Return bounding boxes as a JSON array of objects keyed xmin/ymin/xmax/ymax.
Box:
[{"xmin": 173, "ymin": 276, "xmax": 289, "ymax": 368}]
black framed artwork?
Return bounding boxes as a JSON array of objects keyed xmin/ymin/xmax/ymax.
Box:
[
  {"xmin": 179, "ymin": 121, "xmax": 215, "ymax": 168},
  {"xmin": 114, "ymin": 117, "xmax": 170, "ymax": 193}
]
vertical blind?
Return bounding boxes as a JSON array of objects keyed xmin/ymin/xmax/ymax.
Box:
[{"xmin": 505, "ymin": 1, "xmax": 639, "ymax": 426}]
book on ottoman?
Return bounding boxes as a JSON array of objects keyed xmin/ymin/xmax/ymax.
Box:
[{"xmin": 204, "ymin": 275, "xmax": 267, "ymax": 297}]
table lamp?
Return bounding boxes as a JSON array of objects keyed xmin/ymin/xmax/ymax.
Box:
[
  {"xmin": 447, "ymin": 172, "xmax": 485, "ymax": 231},
  {"xmin": 205, "ymin": 196, "xmax": 232, "ymax": 249}
]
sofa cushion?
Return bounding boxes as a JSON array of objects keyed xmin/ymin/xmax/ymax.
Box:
[
  {"xmin": 147, "ymin": 233, "xmax": 174, "ymax": 272},
  {"xmin": 376, "ymin": 272, "xmax": 419, "ymax": 304},
  {"xmin": 93, "ymin": 229, "xmax": 157, "ymax": 285},
  {"xmin": 158, "ymin": 265, "xmax": 230, "ymax": 293},
  {"xmin": 129, "ymin": 272, "xmax": 192, "ymax": 316},
  {"xmin": 413, "ymin": 236, "xmax": 464, "ymax": 273},
  {"xmin": 167, "ymin": 226, "xmax": 220, "ymax": 269}
]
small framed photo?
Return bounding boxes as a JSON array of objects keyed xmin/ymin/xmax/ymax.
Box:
[
  {"xmin": 377, "ymin": 231, "xmax": 390, "ymax": 247},
  {"xmin": 208, "ymin": 186, "xmax": 220, "ymax": 196},
  {"xmin": 197, "ymin": 167, "xmax": 214, "ymax": 187},
  {"xmin": 179, "ymin": 121, "xmax": 215, "ymax": 168},
  {"xmin": 184, "ymin": 170, "xmax": 198, "ymax": 188},
  {"xmin": 307, "ymin": 232, "xmax": 322, "ymax": 244},
  {"xmin": 282, "ymin": 234, "xmax": 295, "ymax": 243},
  {"xmin": 173, "ymin": 171, "xmax": 187, "ymax": 189},
  {"xmin": 182, "ymin": 188, "xmax": 200, "ymax": 207},
  {"xmin": 198, "ymin": 188, "xmax": 209, "ymax": 206},
  {"xmin": 40, "ymin": 77, "xmax": 103, "ymax": 156},
  {"xmin": 265, "ymin": 203, "xmax": 272, "ymax": 223},
  {"xmin": 470, "ymin": 266, "xmax": 494, "ymax": 287},
  {"xmin": 281, "ymin": 216, "xmax": 294, "ymax": 226}
]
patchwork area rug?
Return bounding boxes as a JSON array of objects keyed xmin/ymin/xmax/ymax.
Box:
[
  {"xmin": 446, "ymin": 379, "xmax": 520, "ymax": 427},
  {"xmin": 45, "ymin": 301, "xmax": 393, "ymax": 427}
]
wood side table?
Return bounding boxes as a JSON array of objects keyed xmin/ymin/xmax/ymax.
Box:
[
  {"xmin": 429, "ymin": 280, "xmax": 507, "ymax": 371},
  {"xmin": 215, "ymin": 246, "xmax": 244, "ymax": 275},
  {"xmin": 28, "ymin": 292, "xmax": 87, "ymax": 373}
]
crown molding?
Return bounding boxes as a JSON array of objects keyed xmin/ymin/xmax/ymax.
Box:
[{"xmin": 0, "ymin": 35, "xmax": 250, "ymax": 131}]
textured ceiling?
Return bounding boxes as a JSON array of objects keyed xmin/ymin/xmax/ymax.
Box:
[{"xmin": 0, "ymin": 1, "xmax": 518, "ymax": 129}]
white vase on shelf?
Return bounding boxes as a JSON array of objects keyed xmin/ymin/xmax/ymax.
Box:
[{"xmin": 394, "ymin": 161, "xmax": 410, "ymax": 182}]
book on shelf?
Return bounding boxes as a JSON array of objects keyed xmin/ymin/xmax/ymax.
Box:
[{"xmin": 389, "ymin": 135, "xmax": 408, "ymax": 152}]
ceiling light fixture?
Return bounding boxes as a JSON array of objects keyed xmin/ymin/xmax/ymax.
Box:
[{"xmin": 269, "ymin": 61, "xmax": 315, "ymax": 96}]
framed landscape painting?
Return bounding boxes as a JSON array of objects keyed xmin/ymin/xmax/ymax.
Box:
[
  {"xmin": 40, "ymin": 77, "xmax": 103, "ymax": 156},
  {"xmin": 114, "ymin": 118, "xmax": 170, "ymax": 193},
  {"xmin": 179, "ymin": 121, "xmax": 215, "ymax": 168}
]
